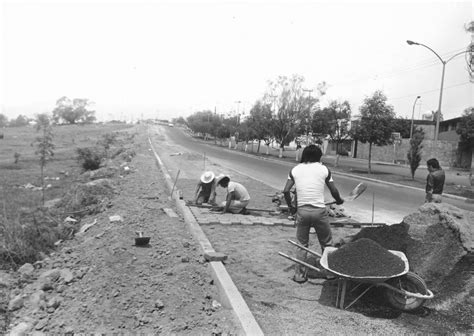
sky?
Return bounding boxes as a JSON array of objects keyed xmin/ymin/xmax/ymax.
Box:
[{"xmin": 1, "ymin": 0, "xmax": 472, "ymax": 123}]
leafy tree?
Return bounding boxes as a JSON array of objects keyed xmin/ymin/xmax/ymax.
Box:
[
  {"xmin": 247, "ymin": 100, "xmax": 273, "ymax": 154},
  {"xmin": 313, "ymin": 100, "xmax": 351, "ymax": 167},
  {"xmin": 457, "ymin": 107, "xmax": 474, "ymax": 148},
  {"xmin": 33, "ymin": 113, "xmax": 55, "ymax": 206},
  {"xmin": 52, "ymin": 96, "xmax": 96, "ymax": 124},
  {"xmin": 265, "ymin": 75, "xmax": 326, "ymax": 157},
  {"xmin": 391, "ymin": 117, "xmax": 412, "ymax": 139},
  {"xmin": 407, "ymin": 127, "xmax": 425, "ymax": 179},
  {"xmin": 0, "ymin": 114, "xmax": 8, "ymax": 127},
  {"xmin": 9, "ymin": 114, "xmax": 30, "ymax": 127},
  {"xmin": 352, "ymin": 91, "xmax": 395, "ymax": 173}
]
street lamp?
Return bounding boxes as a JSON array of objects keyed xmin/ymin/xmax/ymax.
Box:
[
  {"xmin": 410, "ymin": 95, "xmax": 421, "ymax": 139},
  {"xmin": 406, "ymin": 40, "xmax": 469, "ymax": 141}
]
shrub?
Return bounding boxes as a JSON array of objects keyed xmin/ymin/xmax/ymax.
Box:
[
  {"xmin": 337, "ymin": 148, "xmax": 349, "ymax": 156},
  {"xmin": 76, "ymin": 147, "xmax": 104, "ymax": 171}
]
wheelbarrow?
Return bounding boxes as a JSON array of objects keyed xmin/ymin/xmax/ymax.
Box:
[{"xmin": 279, "ymin": 240, "xmax": 434, "ymax": 311}]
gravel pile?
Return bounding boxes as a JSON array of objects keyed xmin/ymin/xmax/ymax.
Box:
[{"xmin": 327, "ymin": 238, "xmax": 405, "ymax": 277}]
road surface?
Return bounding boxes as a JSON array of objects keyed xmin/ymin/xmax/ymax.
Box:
[{"xmin": 158, "ymin": 126, "xmax": 473, "ymax": 223}]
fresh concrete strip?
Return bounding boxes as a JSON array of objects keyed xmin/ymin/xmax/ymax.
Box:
[{"xmin": 147, "ymin": 137, "xmax": 264, "ymax": 336}]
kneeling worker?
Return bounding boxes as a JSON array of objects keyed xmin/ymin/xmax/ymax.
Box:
[
  {"xmin": 194, "ymin": 171, "xmax": 217, "ymax": 205},
  {"xmin": 216, "ymin": 175, "xmax": 250, "ymax": 214}
]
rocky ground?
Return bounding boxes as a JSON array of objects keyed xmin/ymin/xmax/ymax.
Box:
[
  {"xmin": 2, "ymin": 128, "xmax": 238, "ymax": 335},
  {"xmin": 2, "ymin": 124, "xmax": 472, "ymax": 335}
]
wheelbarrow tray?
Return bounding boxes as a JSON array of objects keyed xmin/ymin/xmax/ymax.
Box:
[{"xmin": 319, "ymin": 247, "xmax": 409, "ymax": 283}]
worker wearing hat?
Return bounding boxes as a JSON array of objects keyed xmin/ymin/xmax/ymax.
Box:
[
  {"xmin": 194, "ymin": 171, "xmax": 217, "ymax": 205},
  {"xmin": 216, "ymin": 175, "xmax": 250, "ymax": 214}
]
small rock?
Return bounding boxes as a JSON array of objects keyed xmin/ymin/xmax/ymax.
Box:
[
  {"xmin": 29, "ymin": 290, "xmax": 46, "ymax": 311},
  {"xmin": 59, "ymin": 269, "xmax": 74, "ymax": 284},
  {"xmin": 181, "ymin": 256, "xmax": 190, "ymax": 263},
  {"xmin": 8, "ymin": 294, "xmax": 24, "ymax": 311},
  {"xmin": 204, "ymin": 252, "xmax": 228, "ymax": 262},
  {"xmin": 155, "ymin": 299, "xmax": 165, "ymax": 309},
  {"xmin": 35, "ymin": 318, "xmax": 48, "ymax": 330},
  {"xmin": 47, "ymin": 307, "xmax": 56, "ymax": 314},
  {"xmin": 46, "ymin": 296, "xmax": 61, "ymax": 309},
  {"xmin": 182, "ymin": 241, "xmax": 190, "ymax": 248},
  {"xmin": 9, "ymin": 322, "xmax": 31, "ymax": 336},
  {"xmin": 109, "ymin": 215, "xmax": 123, "ymax": 222},
  {"xmin": 212, "ymin": 300, "xmax": 222, "ymax": 310},
  {"xmin": 18, "ymin": 263, "xmax": 35, "ymax": 277}
]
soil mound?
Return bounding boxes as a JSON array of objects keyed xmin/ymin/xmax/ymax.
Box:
[
  {"xmin": 327, "ymin": 238, "xmax": 405, "ymax": 277},
  {"xmin": 56, "ymin": 178, "xmax": 117, "ymax": 216}
]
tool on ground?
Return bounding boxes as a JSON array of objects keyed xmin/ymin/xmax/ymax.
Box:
[
  {"xmin": 135, "ymin": 231, "xmax": 151, "ymax": 246},
  {"xmin": 170, "ymin": 169, "xmax": 181, "ymax": 198},
  {"xmin": 278, "ymin": 241, "xmax": 433, "ymax": 311},
  {"xmin": 325, "ymin": 182, "xmax": 367, "ymax": 205}
]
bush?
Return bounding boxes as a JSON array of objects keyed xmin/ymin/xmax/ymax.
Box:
[
  {"xmin": 337, "ymin": 148, "xmax": 349, "ymax": 156},
  {"xmin": 76, "ymin": 147, "xmax": 105, "ymax": 171}
]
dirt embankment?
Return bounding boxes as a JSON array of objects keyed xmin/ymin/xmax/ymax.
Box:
[{"xmin": 3, "ymin": 128, "xmax": 238, "ymax": 335}]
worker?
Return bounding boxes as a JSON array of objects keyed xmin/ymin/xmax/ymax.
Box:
[
  {"xmin": 425, "ymin": 158, "xmax": 445, "ymax": 203},
  {"xmin": 194, "ymin": 171, "xmax": 217, "ymax": 205},
  {"xmin": 283, "ymin": 144, "xmax": 344, "ymax": 283},
  {"xmin": 216, "ymin": 175, "xmax": 250, "ymax": 214}
]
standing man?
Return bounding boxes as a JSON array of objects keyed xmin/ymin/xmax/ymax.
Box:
[
  {"xmin": 194, "ymin": 171, "xmax": 217, "ymax": 205},
  {"xmin": 425, "ymin": 158, "xmax": 445, "ymax": 203},
  {"xmin": 216, "ymin": 175, "xmax": 250, "ymax": 214},
  {"xmin": 283, "ymin": 145, "xmax": 344, "ymax": 283}
]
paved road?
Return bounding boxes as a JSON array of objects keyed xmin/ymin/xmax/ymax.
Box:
[{"xmin": 162, "ymin": 126, "xmax": 473, "ymax": 224}]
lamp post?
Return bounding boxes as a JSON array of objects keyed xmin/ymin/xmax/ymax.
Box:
[
  {"xmin": 406, "ymin": 40, "xmax": 469, "ymax": 141},
  {"xmin": 410, "ymin": 95, "xmax": 421, "ymax": 139}
]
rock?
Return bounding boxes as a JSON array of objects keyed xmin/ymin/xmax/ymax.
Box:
[
  {"xmin": 29, "ymin": 290, "xmax": 46, "ymax": 311},
  {"xmin": 18, "ymin": 263, "xmax": 35, "ymax": 277},
  {"xmin": 46, "ymin": 296, "xmax": 61, "ymax": 309},
  {"xmin": 109, "ymin": 215, "xmax": 123, "ymax": 222},
  {"xmin": 181, "ymin": 256, "xmax": 190, "ymax": 263},
  {"xmin": 155, "ymin": 299, "xmax": 165, "ymax": 309},
  {"xmin": 203, "ymin": 252, "xmax": 228, "ymax": 262},
  {"xmin": 9, "ymin": 322, "xmax": 31, "ymax": 336},
  {"xmin": 39, "ymin": 269, "xmax": 61, "ymax": 282},
  {"xmin": 8, "ymin": 294, "xmax": 24, "ymax": 311},
  {"xmin": 59, "ymin": 269, "xmax": 74, "ymax": 284},
  {"xmin": 35, "ymin": 318, "xmax": 48, "ymax": 330}
]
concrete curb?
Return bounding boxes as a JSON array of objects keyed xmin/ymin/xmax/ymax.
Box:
[
  {"xmin": 147, "ymin": 137, "xmax": 264, "ymax": 336},
  {"xmin": 197, "ymin": 141, "xmax": 470, "ymax": 203}
]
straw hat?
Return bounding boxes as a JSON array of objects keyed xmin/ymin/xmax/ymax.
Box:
[{"xmin": 200, "ymin": 171, "xmax": 215, "ymax": 184}]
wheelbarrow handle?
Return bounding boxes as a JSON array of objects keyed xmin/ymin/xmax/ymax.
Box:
[
  {"xmin": 288, "ymin": 240, "xmax": 322, "ymax": 258},
  {"xmin": 278, "ymin": 252, "xmax": 322, "ymax": 273}
]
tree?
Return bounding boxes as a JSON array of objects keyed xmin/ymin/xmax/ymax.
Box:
[
  {"xmin": 247, "ymin": 100, "xmax": 273, "ymax": 154},
  {"xmin": 52, "ymin": 96, "xmax": 96, "ymax": 124},
  {"xmin": 33, "ymin": 113, "xmax": 55, "ymax": 206},
  {"xmin": 457, "ymin": 107, "xmax": 474, "ymax": 180},
  {"xmin": 313, "ymin": 100, "xmax": 351, "ymax": 167},
  {"xmin": 0, "ymin": 114, "xmax": 8, "ymax": 127},
  {"xmin": 391, "ymin": 117, "xmax": 412, "ymax": 139},
  {"xmin": 9, "ymin": 114, "xmax": 30, "ymax": 127},
  {"xmin": 457, "ymin": 107, "xmax": 474, "ymax": 148},
  {"xmin": 407, "ymin": 127, "xmax": 425, "ymax": 179},
  {"xmin": 352, "ymin": 91, "xmax": 395, "ymax": 173},
  {"xmin": 265, "ymin": 75, "xmax": 326, "ymax": 158}
]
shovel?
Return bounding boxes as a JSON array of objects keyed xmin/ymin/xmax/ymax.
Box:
[
  {"xmin": 135, "ymin": 231, "xmax": 151, "ymax": 246},
  {"xmin": 325, "ymin": 182, "xmax": 367, "ymax": 205}
]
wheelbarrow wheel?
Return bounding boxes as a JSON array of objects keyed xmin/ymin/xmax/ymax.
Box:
[{"xmin": 384, "ymin": 272, "xmax": 428, "ymax": 311}]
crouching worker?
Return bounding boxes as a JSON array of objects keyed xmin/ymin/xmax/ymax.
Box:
[
  {"xmin": 216, "ymin": 175, "xmax": 250, "ymax": 214},
  {"xmin": 194, "ymin": 171, "xmax": 217, "ymax": 205}
]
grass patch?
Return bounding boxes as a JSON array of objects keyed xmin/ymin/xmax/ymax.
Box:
[{"xmin": 0, "ymin": 123, "xmax": 137, "ymax": 269}]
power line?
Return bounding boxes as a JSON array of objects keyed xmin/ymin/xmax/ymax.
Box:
[{"xmin": 389, "ymin": 81, "xmax": 471, "ymax": 101}]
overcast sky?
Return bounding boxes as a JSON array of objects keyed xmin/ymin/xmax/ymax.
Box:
[{"xmin": 1, "ymin": 0, "xmax": 472, "ymax": 122}]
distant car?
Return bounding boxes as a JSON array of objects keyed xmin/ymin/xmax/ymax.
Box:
[{"xmin": 168, "ymin": 123, "xmax": 174, "ymax": 127}]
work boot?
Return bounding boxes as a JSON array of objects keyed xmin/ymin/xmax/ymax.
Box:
[{"xmin": 292, "ymin": 265, "xmax": 307, "ymax": 284}]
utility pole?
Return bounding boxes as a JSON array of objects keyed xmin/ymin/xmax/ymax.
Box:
[{"xmin": 410, "ymin": 96, "xmax": 421, "ymax": 139}]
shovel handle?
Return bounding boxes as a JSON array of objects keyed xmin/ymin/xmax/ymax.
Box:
[{"xmin": 278, "ymin": 252, "xmax": 322, "ymax": 273}]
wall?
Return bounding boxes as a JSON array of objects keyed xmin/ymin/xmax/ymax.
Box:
[{"xmin": 355, "ymin": 139, "xmax": 460, "ymax": 168}]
